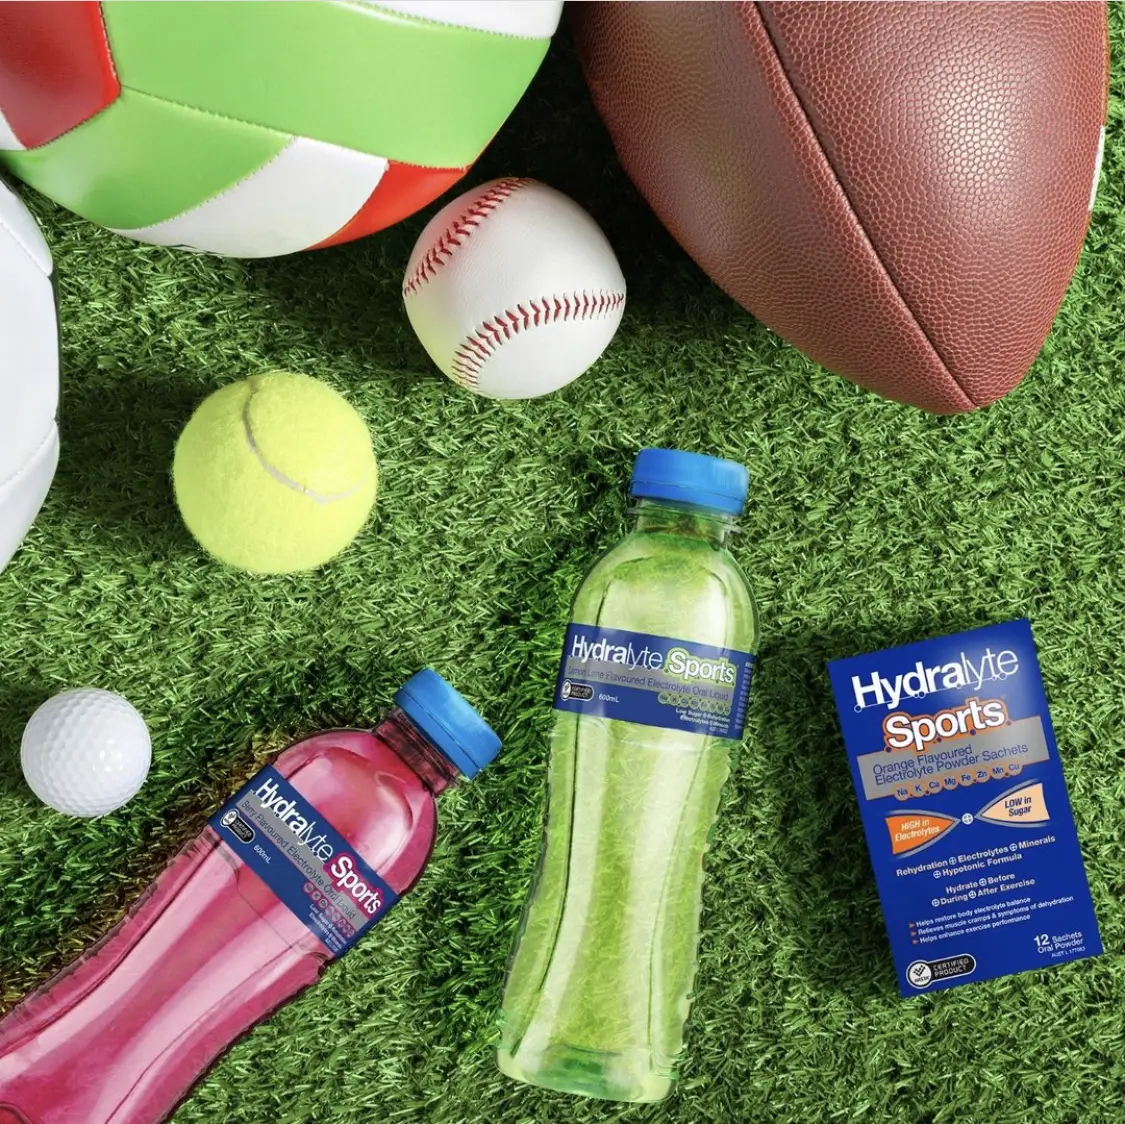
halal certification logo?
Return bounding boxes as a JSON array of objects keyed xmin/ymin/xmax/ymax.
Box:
[
  {"xmin": 219, "ymin": 808, "xmax": 256, "ymax": 843},
  {"xmin": 907, "ymin": 960, "xmax": 933, "ymax": 989}
]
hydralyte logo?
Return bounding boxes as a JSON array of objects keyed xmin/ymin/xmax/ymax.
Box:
[
  {"xmin": 212, "ymin": 766, "xmax": 400, "ymax": 958},
  {"xmin": 567, "ymin": 634, "xmax": 739, "ymax": 686},
  {"xmin": 569, "ymin": 632, "xmax": 665, "ymax": 671},
  {"xmin": 558, "ymin": 624, "xmax": 755, "ymax": 741},
  {"xmin": 255, "ymin": 777, "xmax": 334, "ymax": 862},
  {"xmin": 851, "ymin": 646, "xmax": 1020, "ymax": 712}
]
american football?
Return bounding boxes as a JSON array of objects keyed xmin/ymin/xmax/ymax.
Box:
[{"xmin": 574, "ymin": 2, "xmax": 1108, "ymax": 412}]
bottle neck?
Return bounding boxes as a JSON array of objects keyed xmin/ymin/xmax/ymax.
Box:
[
  {"xmin": 632, "ymin": 498, "xmax": 738, "ymax": 547},
  {"xmin": 379, "ymin": 708, "xmax": 460, "ymax": 795}
]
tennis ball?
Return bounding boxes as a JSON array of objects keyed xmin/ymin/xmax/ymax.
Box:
[{"xmin": 173, "ymin": 372, "xmax": 377, "ymax": 574}]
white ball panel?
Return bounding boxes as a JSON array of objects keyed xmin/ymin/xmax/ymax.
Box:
[
  {"xmin": 0, "ymin": 253, "xmax": 58, "ymax": 481},
  {"xmin": 364, "ymin": 1, "xmax": 563, "ymax": 39},
  {"xmin": 0, "ymin": 179, "xmax": 58, "ymax": 575},
  {"xmin": 0, "ymin": 424, "xmax": 58, "ymax": 572},
  {"xmin": 0, "ymin": 107, "xmax": 26, "ymax": 154},
  {"xmin": 0, "ymin": 177, "xmax": 50, "ymax": 274},
  {"xmin": 111, "ymin": 136, "xmax": 389, "ymax": 258}
]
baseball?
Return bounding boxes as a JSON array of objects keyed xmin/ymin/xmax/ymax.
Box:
[{"xmin": 402, "ymin": 178, "xmax": 626, "ymax": 399}]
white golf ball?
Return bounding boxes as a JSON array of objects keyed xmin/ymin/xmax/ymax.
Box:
[{"xmin": 21, "ymin": 688, "xmax": 152, "ymax": 818}]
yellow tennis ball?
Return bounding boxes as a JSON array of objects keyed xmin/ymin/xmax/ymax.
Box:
[{"xmin": 173, "ymin": 372, "xmax": 377, "ymax": 574}]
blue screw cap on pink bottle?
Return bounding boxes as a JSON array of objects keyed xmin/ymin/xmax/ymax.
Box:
[{"xmin": 396, "ymin": 667, "xmax": 501, "ymax": 779}]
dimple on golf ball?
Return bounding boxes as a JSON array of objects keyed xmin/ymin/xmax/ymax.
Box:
[{"xmin": 21, "ymin": 688, "xmax": 151, "ymax": 818}]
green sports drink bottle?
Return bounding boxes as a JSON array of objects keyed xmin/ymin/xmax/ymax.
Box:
[{"xmin": 498, "ymin": 448, "xmax": 760, "ymax": 1102}]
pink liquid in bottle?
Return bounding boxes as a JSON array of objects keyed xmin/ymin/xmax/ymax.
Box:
[{"xmin": 0, "ymin": 670, "xmax": 500, "ymax": 1124}]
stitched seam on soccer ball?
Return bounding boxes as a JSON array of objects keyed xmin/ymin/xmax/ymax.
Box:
[
  {"xmin": 450, "ymin": 291, "xmax": 627, "ymax": 389},
  {"xmin": 0, "ymin": 212, "xmax": 46, "ymax": 269},
  {"xmin": 401, "ymin": 178, "xmax": 535, "ymax": 297},
  {"xmin": 108, "ymin": 134, "xmax": 302, "ymax": 239}
]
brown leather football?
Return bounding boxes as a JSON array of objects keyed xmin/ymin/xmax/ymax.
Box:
[{"xmin": 573, "ymin": 2, "xmax": 1108, "ymax": 412}]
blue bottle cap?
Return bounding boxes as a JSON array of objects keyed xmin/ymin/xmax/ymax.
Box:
[
  {"xmin": 394, "ymin": 668, "xmax": 501, "ymax": 780},
  {"xmin": 630, "ymin": 448, "xmax": 749, "ymax": 516}
]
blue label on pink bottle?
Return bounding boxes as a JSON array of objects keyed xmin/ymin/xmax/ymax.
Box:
[
  {"xmin": 210, "ymin": 765, "xmax": 399, "ymax": 957},
  {"xmin": 553, "ymin": 623, "xmax": 755, "ymax": 739}
]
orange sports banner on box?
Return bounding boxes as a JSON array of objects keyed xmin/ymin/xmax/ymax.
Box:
[{"xmin": 885, "ymin": 813, "xmax": 958, "ymax": 856}]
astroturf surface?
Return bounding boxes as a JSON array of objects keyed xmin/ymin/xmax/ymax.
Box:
[{"xmin": 3, "ymin": 16, "xmax": 1125, "ymax": 1124}]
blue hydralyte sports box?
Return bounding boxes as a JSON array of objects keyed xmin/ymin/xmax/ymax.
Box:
[{"xmin": 828, "ymin": 619, "xmax": 1101, "ymax": 995}]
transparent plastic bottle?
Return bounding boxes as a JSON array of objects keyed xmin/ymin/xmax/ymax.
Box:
[
  {"xmin": 498, "ymin": 449, "xmax": 759, "ymax": 1103},
  {"xmin": 0, "ymin": 669, "xmax": 500, "ymax": 1124}
]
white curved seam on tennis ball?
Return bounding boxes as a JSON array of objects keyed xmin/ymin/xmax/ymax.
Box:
[{"xmin": 241, "ymin": 393, "xmax": 370, "ymax": 506}]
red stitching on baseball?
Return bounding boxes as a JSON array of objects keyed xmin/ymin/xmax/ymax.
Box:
[
  {"xmin": 448, "ymin": 290, "xmax": 626, "ymax": 391},
  {"xmin": 402, "ymin": 178, "xmax": 535, "ymax": 298}
]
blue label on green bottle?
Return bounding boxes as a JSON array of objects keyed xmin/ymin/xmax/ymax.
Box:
[{"xmin": 553, "ymin": 624, "xmax": 755, "ymax": 738}]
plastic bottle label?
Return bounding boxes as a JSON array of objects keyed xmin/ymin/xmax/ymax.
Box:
[
  {"xmin": 210, "ymin": 765, "xmax": 399, "ymax": 957},
  {"xmin": 553, "ymin": 623, "xmax": 755, "ymax": 738}
]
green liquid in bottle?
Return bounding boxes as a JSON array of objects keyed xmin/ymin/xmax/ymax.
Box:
[{"xmin": 498, "ymin": 462, "xmax": 759, "ymax": 1103}]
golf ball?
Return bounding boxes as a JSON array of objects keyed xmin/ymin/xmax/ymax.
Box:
[{"xmin": 21, "ymin": 688, "xmax": 152, "ymax": 818}]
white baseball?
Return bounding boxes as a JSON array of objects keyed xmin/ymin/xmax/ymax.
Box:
[{"xmin": 402, "ymin": 178, "xmax": 626, "ymax": 399}]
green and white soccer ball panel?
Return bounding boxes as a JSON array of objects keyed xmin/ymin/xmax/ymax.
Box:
[
  {"xmin": 111, "ymin": 134, "xmax": 390, "ymax": 258},
  {"xmin": 0, "ymin": 0, "xmax": 564, "ymax": 257},
  {"xmin": 0, "ymin": 179, "xmax": 58, "ymax": 573}
]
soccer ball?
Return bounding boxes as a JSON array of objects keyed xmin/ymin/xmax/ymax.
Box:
[
  {"xmin": 0, "ymin": 178, "xmax": 58, "ymax": 575},
  {"xmin": 0, "ymin": 1, "xmax": 563, "ymax": 257}
]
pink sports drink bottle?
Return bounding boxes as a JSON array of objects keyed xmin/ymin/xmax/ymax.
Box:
[{"xmin": 0, "ymin": 669, "xmax": 500, "ymax": 1124}]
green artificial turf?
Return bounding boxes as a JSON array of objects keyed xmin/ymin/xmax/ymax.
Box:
[{"xmin": 3, "ymin": 16, "xmax": 1125, "ymax": 1124}]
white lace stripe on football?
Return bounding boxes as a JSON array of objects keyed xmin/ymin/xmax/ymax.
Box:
[
  {"xmin": 364, "ymin": 1, "xmax": 563, "ymax": 38},
  {"xmin": 110, "ymin": 136, "xmax": 389, "ymax": 258},
  {"xmin": 403, "ymin": 179, "xmax": 626, "ymax": 399},
  {"xmin": 0, "ymin": 181, "xmax": 51, "ymax": 275},
  {"xmin": 0, "ymin": 106, "xmax": 24, "ymax": 152},
  {"xmin": 0, "ymin": 424, "xmax": 58, "ymax": 572}
]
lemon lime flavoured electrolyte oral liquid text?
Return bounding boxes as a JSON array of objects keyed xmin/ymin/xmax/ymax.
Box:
[{"xmin": 498, "ymin": 449, "xmax": 759, "ymax": 1103}]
